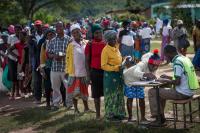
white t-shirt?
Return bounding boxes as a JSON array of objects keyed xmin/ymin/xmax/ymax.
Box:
[
  {"xmin": 162, "ymin": 25, "xmax": 172, "ymax": 36},
  {"xmin": 174, "ymin": 61, "xmax": 193, "ymax": 96},
  {"xmin": 7, "ymin": 34, "xmax": 19, "ymax": 57},
  {"xmin": 139, "ymin": 27, "xmax": 152, "ymax": 39},
  {"xmin": 73, "ymin": 41, "xmax": 87, "ymax": 77},
  {"xmin": 7, "ymin": 34, "xmax": 19, "ymax": 46},
  {"xmin": 121, "ymin": 32, "xmax": 135, "ymax": 47}
]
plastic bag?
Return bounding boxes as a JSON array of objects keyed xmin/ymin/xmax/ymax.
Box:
[
  {"xmin": 0, "ymin": 68, "xmax": 7, "ymax": 91},
  {"xmin": 2, "ymin": 65, "xmax": 12, "ymax": 91}
]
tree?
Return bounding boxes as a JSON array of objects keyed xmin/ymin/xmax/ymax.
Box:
[{"xmin": 0, "ymin": 0, "xmax": 78, "ymax": 21}]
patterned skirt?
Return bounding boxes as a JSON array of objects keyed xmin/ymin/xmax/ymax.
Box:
[
  {"xmin": 124, "ymin": 85, "xmax": 144, "ymax": 99},
  {"xmin": 103, "ymin": 71, "xmax": 126, "ymax": 120},
  {"xmin": 67, "ymin": 77, "xmax": 89, "ymax": 101}
]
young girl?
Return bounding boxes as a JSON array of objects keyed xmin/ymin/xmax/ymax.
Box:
[
  {"xmin": 123, "ymin": 49, "xmax": 160, "ymax": 122},
  {"xmin": 8, "ymin": 31, "xmax": 26, "ymax": 99}
]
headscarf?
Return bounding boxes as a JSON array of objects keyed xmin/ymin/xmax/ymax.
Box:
[
  {"xmin": 104, "ymin": 30, "xmax": 117, "ymax": 43},
  {"xmin": 91, "ymin": 24, "xmax": 102, "ymax": 34},
  {"xmin": 163, "ymin": 19, "xmax": 169, "ymax": 25},
  {"xmin": 102, "ymin": 19, "xmax": 110, "ymax": 27},
  {"xmin": 8, "ymin": 25, "xmax": 15, "ymax": 34},
  {"xmin": 91, "ymin": 24, "xmax": 102, "ymax": 38},
  {"xmin": 148, "ymin": 49, "xmax": 161, "ymax": 65}
]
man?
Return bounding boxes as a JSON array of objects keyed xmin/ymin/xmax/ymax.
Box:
[
  {"xmin": 47, "ymin": 21, "xmax": 71, "ymax": 109},
  {"xmin": 148, "ymin": 45, "xmax": 199, "ymax": 125},
  {"xmin": 28, "ymin": 20, "xmax": 44, "ymax": 104},
  {"xmin": 172, "ymin": 20, "xmax": 188, "ymax": 49}
]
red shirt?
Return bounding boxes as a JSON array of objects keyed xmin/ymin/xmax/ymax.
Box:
[
  {"xmin": 14, "ymin": 42, "xmax": 24, "ymax": 64},
  {"xmin": 85, "ymin": 39, "xmax": 106, "ymax": 69}
]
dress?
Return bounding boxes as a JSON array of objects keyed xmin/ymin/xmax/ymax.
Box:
[
  {"xmin": 85, "ymin": 39, "xmax": 105, "ymax": 98},
  {"xmin": 101, "ymin": 44, "xmax": 126, "ymax": 119}
]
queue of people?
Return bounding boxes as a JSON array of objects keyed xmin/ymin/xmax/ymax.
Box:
[{"xmin": 0, "ymin": 17, "xmax": 199, "ymax": 125}]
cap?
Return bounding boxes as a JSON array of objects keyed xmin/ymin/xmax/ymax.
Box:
[{"xmin": 34, "ymin": 20, "xmax": 43, "ymax": 25}]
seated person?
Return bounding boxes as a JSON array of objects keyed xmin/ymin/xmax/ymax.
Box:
[
  {"xmin": 123, "ymin": 49, "xmax": 160, "ymax": 122},
  {"xmin": 148, "ymin": 45, "xmax": 199, "ymax": 125}
]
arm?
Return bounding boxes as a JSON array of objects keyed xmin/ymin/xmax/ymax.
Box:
[
  {"xmin": 85, "ymin": 43, "xmax": 91, "ymax": 77},
  {"xmin": 7, "ymin": 45, "xmax": 18, "ymax": 58},
  {"xmin": 40, "ymin": 44, "xmax": 46, "ymax": 67}
]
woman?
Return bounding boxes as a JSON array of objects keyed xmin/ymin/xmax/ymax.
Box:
[
  {"xmin": 65, "ymin": 24, "xmax": 90, "ymax": 114},
  {"xmin": 118, "ymin": 20, "xmax": 135, "ymax": 59},
  {"xmin": 123, "ymin": 49, "xmax": 160, "ymax": 122},
  {"xmin": 160, "ymin": 19, "xmax": 172, "ymax": 62},
  {"xmin": 39, "ymin": 29, "xmax": 56, "ymax": 108},
  {"xmin": 101, "ymin": 30, "xmax": 125, "ymax": 121},
  {"xmin": 7, "ymin": 31, "xmax": 27, "ymax": 99},
  {"xmin": 85, "ymin": 24, "xmax": 106, "ymax": 119}
]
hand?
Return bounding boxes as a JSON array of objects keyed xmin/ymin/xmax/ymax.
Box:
[
  {"xmin": 160, "ymin": 74, "xmax": 171, "ymax": 79},
  {"xmin": 143, "ymin": 73, "xmax": 157, "ymax": 80},
  {"xmin": 40, "ymin": 68, "xmax": 47, "ymax": 79},
  {"xmin": 64, "ymin": 74, "xmax": 68, "ymax": 80},
  {"xmin": 54, "ymin": 54, "xmax": 64, "ymax": 61}
]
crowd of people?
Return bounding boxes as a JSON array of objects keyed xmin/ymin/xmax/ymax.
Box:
[{"xmin": 0, "ymin": 17, "xmax": 200, "ymax": 125}]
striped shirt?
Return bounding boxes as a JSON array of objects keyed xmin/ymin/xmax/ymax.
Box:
[{"xmin": 48, "ymin": 35, "xmax": 70, "ymax": 72}]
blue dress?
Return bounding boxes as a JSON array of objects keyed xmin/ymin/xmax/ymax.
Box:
[{"xmin": 124, "ymin": 85, "xmax": 144, "ymax": 99}]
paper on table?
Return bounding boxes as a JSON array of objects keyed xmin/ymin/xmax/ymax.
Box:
[{"xmin": 130, "ymin": 80, "xmax": 160, "ymax": 86}]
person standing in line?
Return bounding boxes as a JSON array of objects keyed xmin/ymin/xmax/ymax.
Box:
[
  {"xmin": 160, "ymin": 19, "xmax": 172, "ymax": 62},
  {"xmin": 47, "ymin": 21, "xmax": 71, "ymax": 110},
  {"xmin": 139, "ymin": 22, "xmax": 152, "ymax": 55},
  {"xmin": 118, "ymin": 20, "xmax": 135, "ymax": 59},
  {"xmin": 39, "ymin": 29, "xmax": 56, "ymax": 109},
  {"xmin": 172, "ymin": 20, "xmax": 188, "ymax": 49},
  {"xmin": 101, "ymin": 30, "xmax": 125, "ymax": 121},
  {"xmin": 85, "ymin": 24, "xmax": 106, "ymax": 119},
  {"xmin": 65, "ymin": 23, "xmax": 90, "ymax": 114}
]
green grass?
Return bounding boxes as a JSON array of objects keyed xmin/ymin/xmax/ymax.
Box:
[
  {"xmin": 151, "ymin": 41, "xmax": 194, "ymax": 54},
  {"xmin": 0, "ymin": 104, "xmax": 199, "ymax": 133}
]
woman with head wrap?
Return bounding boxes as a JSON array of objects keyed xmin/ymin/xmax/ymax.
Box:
[
  {"xmin": 123, "ymin": 49, "xmax": 160, "ymax": 123},
  {"xmin": 85, "ymin": 24, "xmax": 106, "ymax": 119},
  {"xmin": 160, "ymin": 19, "xmax": 172, "ymax": 62},
  {"xmin": 65, "ymin": 23, "xmax": 90, "ymax": 114},
  {"xmin": 101, "ymin": 30, "xmax": 125, "ymax": 121}
]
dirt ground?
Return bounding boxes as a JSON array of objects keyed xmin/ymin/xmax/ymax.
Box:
[{"xmin": 0, "ymin": 54, "xmax": 200, "ymax": 133}]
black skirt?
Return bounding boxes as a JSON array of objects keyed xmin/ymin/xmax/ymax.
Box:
[
  {"xmin": 90, "ymin": 68, "xmax": 104, "ymax": 98},
  {"xmin": 7, "ymin": 59, "xmax": 18, "ymax": 82}
]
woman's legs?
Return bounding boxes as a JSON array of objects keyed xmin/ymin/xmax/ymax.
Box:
[
  {"xmin": 82, "ymin": 99, "xmax": 89, "ymax": 111},
  {"xmin": 94, "ymin": 98, "xmax": 101, "ymax": 119},
  {"xmin": 73, "ymin": 98, "xmax": 79, "ymax": 113},
  {"xmin": 127, "ymin": 98, "xmax": 133, "ymax": 120},
  {"xmin": 139, "ymin": 98, "xmax": 146, "ymax": 121},
  {"xmin": 11, "ymin": 81, "xmax": 17, "ymax": 98}
]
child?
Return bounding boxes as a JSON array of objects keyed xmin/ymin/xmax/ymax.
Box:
[
  {"xmin": 7, "ymin": 31, "xmax": 26, "ymax": 99},
  {"xmin": 123, "ymin": 49, "xmax": 160, "ymax": 122}
]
